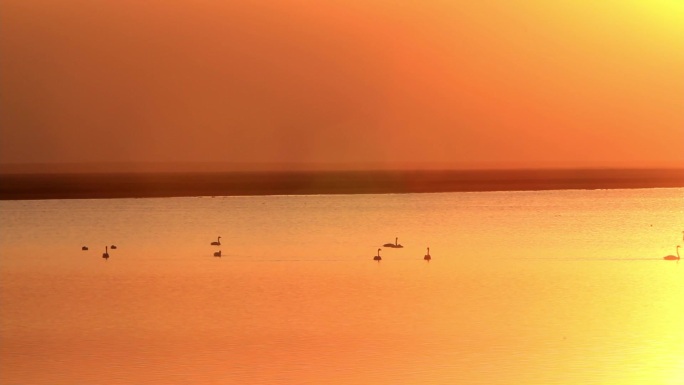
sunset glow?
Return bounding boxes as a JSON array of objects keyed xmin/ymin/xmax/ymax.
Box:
[
  {"xmin": 1, "ymin": 2, "xmax": 684, "ymax": 385},
  {"xmin": 1, "ymin": 0, "xmax": 682, "ymax": 170}
]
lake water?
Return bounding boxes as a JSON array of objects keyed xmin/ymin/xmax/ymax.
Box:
[{"xmin": 1, "ymin": 188, "xmax": 683, "ymax": 384}]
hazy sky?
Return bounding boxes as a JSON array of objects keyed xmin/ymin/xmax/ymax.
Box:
[{"xmin": 1, "ymin": 1, "xmax": 683, "ymax": 171}]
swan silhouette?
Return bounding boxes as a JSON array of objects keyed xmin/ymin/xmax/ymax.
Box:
[
  {"xmin": 211, "ymin": 236, "xmax": 221, "ymax": 246},
  {"xmin": 82, "ymin": 246, "xmax": 88, "ymax": 251},
  {"xmin": 213, "ymin": 250, "xmax": 222, "ymax": 257},
  {"xmin": 373, "ymin": 248, "xmax": 382, "ymax": 261},
  {"xmin": 383, "ymin": 237, "xmax": 403, "ymax": 248},
  {"xmin": 424, "ymin": 247, "xmax": 431, "ymax": 261},
  {"xmin": 663, "ymin": 245, "xmax": 680, "ymax": 261},
  {"xmin": 110, "ymin": 245, "xmax": 117, "ymax": 250},
  {"xmin": 102, "ymin": 246, "xmax": 109, "ymax": 260}
]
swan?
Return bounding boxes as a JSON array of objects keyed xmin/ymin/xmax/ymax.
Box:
[
  {"xmin": 424, "ymin": 247, "xmax": 431, "ymax": 261},
  {"xmin": 373, "ymin": 248, "xmax": 382, "ymax": 261},
  {"xmin": 663, "ymin": 245, "xmax": 681, "ymax": 261},
  {"xmin": 383, "ymin": 237, "xmax": 403, "ymax": 248},
  {"xmin": 213, "ymin": 250, "xmax": 222, "ymax": 257},
  {"xmin": 82, "ymin": 246, "xmax": 88, "ymax": 251},
  {"xmin": 211, "ymin": 236, "xmax": 221, "ymax": 246},
  {"xmin": 110, "ymin": 245, "xmax": 117, "ymax": 250},
  {"xmin": 102, "ymin": 246, "xmax": 109, "ymax": 260}
]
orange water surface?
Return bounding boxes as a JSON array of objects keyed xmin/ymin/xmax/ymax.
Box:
[{"xmin": 1, "ymin": 189, "xmax": 683, "ymax": 384}]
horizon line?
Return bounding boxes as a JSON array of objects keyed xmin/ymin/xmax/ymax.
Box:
[{"xmin": 1, "ymin": 161, "xmax": 683, "ymax": 175}]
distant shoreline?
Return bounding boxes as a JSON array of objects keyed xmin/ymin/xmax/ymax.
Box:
[{"xmin": 1, "ymin": 169, "xmax": 683, "ymax": 200}]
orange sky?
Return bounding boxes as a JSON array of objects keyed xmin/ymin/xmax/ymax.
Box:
[{"xmin": 1, "ymin": 0, "xmax": 682, "ymax": 171}]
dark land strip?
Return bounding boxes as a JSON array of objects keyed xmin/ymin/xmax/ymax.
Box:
[{"xmin": 1, "ymin": 169, "xmax": 683, "ymax": 200}]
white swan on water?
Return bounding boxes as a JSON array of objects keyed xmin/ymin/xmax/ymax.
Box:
[{"xmin": 663, "ymin": 245, "xmax": 680, "ymax": 261}]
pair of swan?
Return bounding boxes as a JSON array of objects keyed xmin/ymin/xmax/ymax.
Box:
[
  {"xmin": 373, "ymin": 247, "xmax": 432, "ymax": 261},
  {"xmin": 211, "ymin": 236, "xmax": 222, "ymax": 257}
]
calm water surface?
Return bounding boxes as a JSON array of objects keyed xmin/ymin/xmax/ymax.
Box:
[{"xmin": 1, "ymin": 188, "xmax": 683, "ymax": 384}]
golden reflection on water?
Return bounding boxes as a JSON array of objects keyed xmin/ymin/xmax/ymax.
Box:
[{"xmin": 1, "ymin": 189, "xmax": 683, "ymax": 384}]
